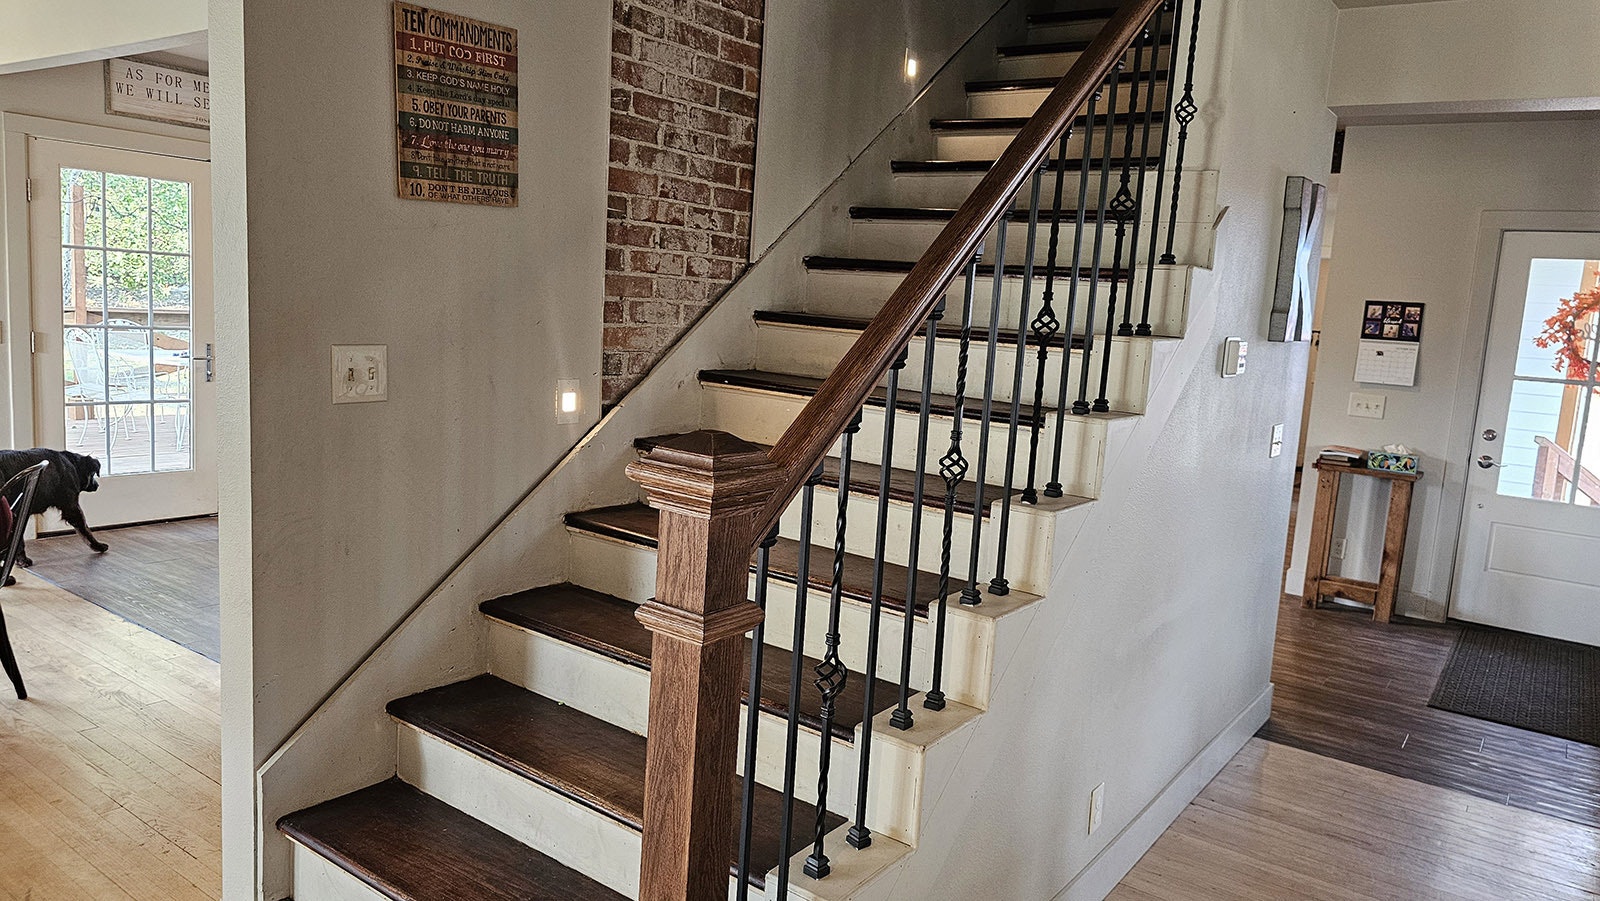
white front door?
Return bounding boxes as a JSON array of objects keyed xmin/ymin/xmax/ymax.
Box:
[
  {"xmin": 27, "ymin": 138, "xmax": 216, "ymax": 527},
  {"xmin": 1454, "ymin": 231, "xmax": 1600, "ymax": 645}
]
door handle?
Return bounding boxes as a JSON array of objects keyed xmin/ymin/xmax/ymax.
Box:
[
  {"xmin": 1478, "ymin": 454, "xmax": 1502, "ymax": 469},
  {"xmin": 191, "ymin": 343, "xmax": 214, "ymax": 383}
]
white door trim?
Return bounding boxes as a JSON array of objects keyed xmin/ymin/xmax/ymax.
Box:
[
  {"xmin": 1, "ymin": 113, "xmax": 208, "ymax": 453},
  {"xmin": 1439, "ymin": 211, "xmax": 1600, "ymax": 622}
]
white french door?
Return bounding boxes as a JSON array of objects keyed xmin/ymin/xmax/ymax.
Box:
[
  {"xmin": 27, "ymin": 138, "xmax": 216, "ymax": 527},
  {"xmin": 1454, "ymin": 231, "xmax": 1600, "ymax": 645}
]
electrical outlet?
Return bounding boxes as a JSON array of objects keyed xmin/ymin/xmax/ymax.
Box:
[
  {"xmin": 332, "ymin": 345, "xmax": 388, "ymax": 404},
  {"xmin": 1348, "ymin": 392, "xmax": 1386, "ymax": 419},
  {"xmin": 1331, "ymin": 538, "xmax": 1347, "ymax": 560},
  {"xmin": 1088, "ymin": 783, "xmax": 1105, "ymax": 835},
  {"xmin": 1270, "ymin": 423, "xmax": 1285, "ymax": 458}
]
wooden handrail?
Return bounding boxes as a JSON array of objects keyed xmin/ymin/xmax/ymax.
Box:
[
  {"xmin": 1534, "ymin": 436, "xmax": 1600, "ymax": 503},
  {"xmin": 750, "ymin": 0, "xmax": 1165, "ymax": 543}
]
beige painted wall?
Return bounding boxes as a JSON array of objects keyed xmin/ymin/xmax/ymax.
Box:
[
  {"xmin": 1287, "ymin": 120, "xmax": 1600, "ymax": 619},
  {"xmin": 209, "ymin": 0, "xmax": 610, "ymax": 895},
  {"xmin": 1329, "ymin": 0, "xmax": 1600, "ymax": 122},
  {"xmin": 0, "ymin": 0, "xmax": 206, "ymax": 74}
]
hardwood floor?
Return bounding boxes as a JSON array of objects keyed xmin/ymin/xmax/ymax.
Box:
[
  {"xmin": 1112, "ymin": 739, "xmax": 1600, "ymax": 900},
  {"xmin": 24, "ymin": 517, "xmax": 219, "ymax": 661},
  {"xmin": 1260, "ymin": 597, "xmax": 1600, "ymax": 829},
  {"xmin": 0, "ymin": 569, "xmax": 220, "ymax": 900}
]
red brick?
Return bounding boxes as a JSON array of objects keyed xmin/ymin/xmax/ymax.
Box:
[
  {"xmin": 632, "ymin": 198, "xmax": 687, "ymax": 225},
  {"xmin": 662, "ymin": 126, "xmax": 718, "ymax": 156},
  {"xmin": 714, "ymin": 137, "xmax": 755, "ymax": 164},
  {"xmin": 613, "ymin": 58, "xmax": 665, "ymax": 92},
  {"xmin": 611, "ymin": 113, "xmax": 660, "ymax": 143},
  {"xmin": 687, "ymin": 155, "xmax": 738, "ymax": 185},
  {"xmin": 685, "ymin": 205, "xmax": 736, "ymax": 233},
  {"xmin": 668, "ymin": 19, "xmax": 721, "ymax": 55},
  {"xmin": 610, "ymin": 87, "xmax": 631, "ymax": 112},
  {"xmin": 717, "ymin": 0, "xmax": 761, "ymax": 17},
  {"xmin": 607, "ymin": 220, "xmax": 657, "ymax": 246},
  {"xmin": 661, "ymin": 73, "xmax": 718, "ymax": 107},
  {"xmin": 609, "ymin": 166, "xmax": 660, "ymax": 195},
  {"xmin": 632, "ymin": 92, "xmax": 690, "ymax": 126},
  {"xmin": 744, "ymin": 68, "xmax": 759, "ymax": 93},
  {"xmin": 610, "ymin": 138, "xmax": 631, "ymax": 163},
  {"xmin": 658, "ymin": 175, "xmax": 713, "ymax": 205},
  {"xmin": 607, "ymin": 193, "xmax": 629, "ymax": 219},
  {"xmin": 692, "ymin": 54, "xmax": 744, "ymax": 89},
  {"xmin": 605, "ymin": 247, "xmax": 625, "ymax": 270},
  {"xmin": 634, "ymin": 145, "xmax": 689, "ymax": 176},
  {"xmin": 604, "ymin": 299, "xmax": 626, "ymax": 323},
  {"xmin": 736, "ymin": 165, "xmax": 754, "ymax": 190},
  {"xmin": 606, "ymin": 274, "xmax": 654, "ymax": 297},
  {"xmin": 607, "ymin": 325, "xmax": 661, "ymax": 351},
  {"xmin": 686, "ymin": 106, "xmax": 735, "ymax": 136},
  {"xmin": 693, "ymin": 1, "xmax": 744, "ymax": 38},
  {"xmin": 612, "ymin": 29, "xmax": 633, "ymax": 56},
  {"xmin": 635, "ymin": 0, "xmax": 691, "ymax": 14},
  {"xmin": 713, "ymin": 186, "xmax": 751, "ymax": 212},
  {"xmin": 623, "ymin": 4, "xmax": 668, "ymax": 38},
  {"xmin": 744, "ymin": 17, "xmax": 762, "ymax": 44},
  {"xmin": 719, "ymin": 36, "xmax": 760, "ymax": 69},
  {"xmin": 685, "ymin": 256, "xmax": 737, "ymax": 279},
  {"xmin": 629, "ymin": 299, "xmax": 679, "ymax": 323},
  {"xmin": 627, "ymin": 249, "xmax": 686, "ymax": 276},
  {"xmin": 652, "ymin": 278, "xmax": 715, "ymax": 302},
  {"xmin": 716, "ymin": 87, "xmax": 758, "ymax": 119},
  {"xmin": 638, "ymin": 36, "xmax": 695, "ymax": 71},
  {"xmin": 710, "ymin": 234, "xmax": 744, "ymax": 257},
  {"xmin": 659, "ymin": 227, "xmax": 711, "ymax": 253}
]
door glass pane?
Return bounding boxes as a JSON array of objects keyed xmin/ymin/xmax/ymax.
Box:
[
  {"xmin": 57, "ymin": 166, "xmax": 193, "ymax": 475},
  {"xmin": 1499, "ymin": 258, "xmax": 1600, "ymax": 503}
]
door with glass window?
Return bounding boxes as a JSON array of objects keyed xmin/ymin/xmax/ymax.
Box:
[
  {"xmin": 27, "ymin": 138, "xmax": 215, "ymax": 527},
  {"xmin": 1455, "ymin": 231, "xmax": 1600, "ymax": 644}
]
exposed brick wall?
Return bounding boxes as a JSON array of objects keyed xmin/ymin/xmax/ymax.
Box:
[{"xmin": 604, "ymin": 0, "xmax": 763, "ymax": 404}]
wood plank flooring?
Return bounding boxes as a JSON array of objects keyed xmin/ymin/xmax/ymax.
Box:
[
  {"xmin": 1260, "ymin": 597, "xmax": 1600, "ymax": 828},
  {"xmin": 1112, "ymin": 739, "xmax": 1600, "ymax": 900},
  {"xmin": 24, "ymin": 517, "xmax": 219, "ymax": 661},
  {"xmin": 0, "ymin": 569, "xmax": 220, "ymax": 900}
]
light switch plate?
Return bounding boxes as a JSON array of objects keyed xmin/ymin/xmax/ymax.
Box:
[
  {"xmin": 1270, "ymin": 423, "xmax": 1285, "ymax": 458},
  {"xmin": 332, "ymin": 345, "xmax": 388, "ymax": 404},
  {"xmin": 1348, "ymin": 391, "xmax": 1385, "ymax": 419}
]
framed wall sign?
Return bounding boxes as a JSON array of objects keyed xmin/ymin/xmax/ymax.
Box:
[
  {"xmin": 104, "ymin": 57, "xmax": 210, "ymax": 129},
  {"xmin": 393, "ymin": 3, "xmax": 519, "ymax": 207},
  {"xmin": 1269, "ymin": 176, "xmax": 1327, "ymax": 342}
]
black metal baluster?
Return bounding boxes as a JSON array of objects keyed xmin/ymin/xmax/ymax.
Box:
[
  {"xmin": 736, "ymin": 527, "xmax": 780, "ymax": 900},
  {"xmin": 776, "ymin": 464, "xmax": 824, "ymax": 899},
  {"xmin": 1119, "ymin": 6, "xmax": 1165, "ymax": 337},
  {"xmin": 1139, "ymin": 0, "xmax": 1182, "ymax": 336},
  {"xmin": 1075, "ymin": 68, "xmax": 1121, "ymax": 416},
  {"xmin": 1096, "ymin": 28, "xmax": 1148, "ymax": 413},
  {"xmin": 890, "ymin": 291, "xmax": 953, "ymax": 732},
  {"xmin": 990, "ymin": 170, "xmax": 1043, "ymax": 597},
  {"xmin": 846, "ymin": 348, "xmax": 907, "ymax": 852},
  {"xmin": 958, "ymin": 217, "xmax": 1008, "ymax": 610},
  {"xmin": 1022, "ymin": 136, "xmax": 1069, "ymax": 506},
  {"xmin": 805, "ymin": 411, "xmax": 861, "ymax": 879},
  {"xmin": 926, "ymin": 233, "xmax": 984, "ymax": 713},
  {"xmin": 1160, "ymin": 0, "xmax": 1202, "ymax": 266},
  {"xmin": 1046, "ymin": 100, "xmax": 1099, "ymax": 498}
]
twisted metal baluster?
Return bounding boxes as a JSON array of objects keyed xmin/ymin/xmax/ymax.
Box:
[
  {"xmin": 1119, "ymin": 5, "xmax": 1165, "ymax": 337},
  {"xmin": 805, "ymin": 411, "xmax": 861, "ymax": 879},
  {"xmin": 1046, "ymin": 99, "xmax": 1099, "ymax": 497},
  {"xmin": 890, "ymin": 293, "xmax": 952, "ymax": 732},
  {"xmin": 958, "ymin": 217, "xmax": 1009, "ymax": 610},
  {"xmin": 990, "ymin": 170, "xmax": 1043, "ymax": 597},
  {"xmin": 926, "ymin": 237, "xmax": 984, "ymax": 713},
  {"xmin": 846, "ymin": 348, "xmax": 907, "ymax": 852},
  {"xmin": 776, "ymin": 464, "xmax": 825, "ymax": 899},
  {"xmin": 1139, "ymin": 0, "xmax": 1185, "ymax": 335},
  {"xmin": 736, "ymin": 527, "xmax": 780, "ymax": 900},
  {"xmin": 1096, "ymin": 28, "xmax": 1148, "ymax": 413},
  {"xmin": 1022, "ymin": 136, "xmax": 1069, "ymax": 506},
  {"xmin": 1160, "ymin": 0, "xmax": 1203, "ymax": 266},
  {"xmin": 1075, "ymin": 67, "xmax": 1121, "ymax": 416}
]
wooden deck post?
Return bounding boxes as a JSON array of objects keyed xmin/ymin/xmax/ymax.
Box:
[{"xmin": 626, "ymin": 430, "xmax": 783, "ymax": 901}]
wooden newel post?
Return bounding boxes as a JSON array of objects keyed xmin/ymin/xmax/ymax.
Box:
[{"xmin": 625, "ymin": 430, "xmax": 784, "ymax": 901}]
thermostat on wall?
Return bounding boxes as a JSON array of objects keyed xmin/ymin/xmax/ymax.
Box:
[{"xmin": 1221, "ymin": 337, "xmax": 1248, "ymax": 377}]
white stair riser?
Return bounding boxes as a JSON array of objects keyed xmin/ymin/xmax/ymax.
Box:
[
  {"xmin": 291, "ymin": 843, "xmax": 396, "ymax": 901},
  {"xmin": 485, "ymin": 619, "xmax": 927, "ymax": 844},
  {"xmin": 968, "ymin": 81, "xmax": 1167, "ymax": 119},
  {"xmin": 1027, "ymin": 20, "xmax": 1110, "ymax": 44},
  {"xmin": 777, "ymin": 486, "xmax": 1057, "ymax": 598},
  {"xmin": 844, "ymin": 217, "xmax": 1211, "ymax": 273},
  {"xmin": 801, "ymin": 265, "xmax": 1190, "ymax": 339},
  {"xmin": 396, "ymin": 723, "xmax": 643, "ymax": 897},
  {"xmin": 884, "ymin": 169, "xmax": 1217, "ymax": 225},
  {"xmin": 700, "ymin": 384, "xmax": 1109, "ymax": 500},
  {"xmin": 755, "ymin": 322, "xmax": 1154, "ymax": 414},
  {"xmin": 996, "ymin": 45, "xmax": 1171, "ymax": 81},
  {"xmin": 936, "ymin": 125, "xmax": 1166, "ymax": 163},
  {"xmin": 566, "ymin": 529, "xmax": 999, "ymax": 711}
]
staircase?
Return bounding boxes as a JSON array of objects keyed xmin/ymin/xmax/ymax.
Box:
[{"xmin": 277, "ymin": 3, "xmax": 1211, "ymax": 899}]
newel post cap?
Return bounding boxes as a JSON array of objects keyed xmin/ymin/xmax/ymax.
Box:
[{"xmin": 625, "ymin": 430, "xmax": 784, "ymax": 520}]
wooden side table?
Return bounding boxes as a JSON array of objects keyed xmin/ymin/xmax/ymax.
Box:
[{"xmin": 1302, "ymin": 460, "xmax": 1421, "ymax": 623}]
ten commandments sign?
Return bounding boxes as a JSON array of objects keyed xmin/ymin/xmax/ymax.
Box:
[{"xmin": 393, "ymin": 3, "xmax": 518, "ymax": 207}]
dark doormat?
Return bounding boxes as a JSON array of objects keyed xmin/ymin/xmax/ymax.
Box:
[{"xmin": 1429, "ymin": 625, "xmax": 1600, "ymax": 747}]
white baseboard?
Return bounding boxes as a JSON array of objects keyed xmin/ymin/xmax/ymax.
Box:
[{"xmin": 1051, "ymin": 684, "xmax": 1274, "ymax": 901}]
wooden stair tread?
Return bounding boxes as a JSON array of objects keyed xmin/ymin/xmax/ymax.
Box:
[
  {"xmin": 277, "ymin": 779, "xmax": 627, "ymax": 901},
  {"xmin": 566, "ymin": 502, "xmax": 962, "ymax": 617},
  {"xmin": 891, "ymin": 155, "xmax": 1160, "ymax": 174},
  {"xmin": 966, "ymin": 70, "xmax": 1162, "ymax": 94},
  {"xmin": 803, "ymin": 254, "xmax": 1130, "ymax": 283},
  {"xmin": 386, "ymin": 675, "xmax": 844, "ymax": 888},
  {"xmin": 931, "ymin": 110, "xmax": 1166, "ymax": 132},
  {"xmin": 635, "ymin": 433, "xmax": 1007, "ymax": 518},
  {"xmin": 755, "ymin": 308, "xmax": 1090, "ymax": 353},
  {"xmin": 699, "ymin": 368, "xmax": 1053, "ymax": 430},
  {"xmin": 848, "ymin": 204, "xmax": 1108, "ymax": 226},
  {"xmin": 479, "ymin": 584, "xmax": 899, "ymax": 741}
]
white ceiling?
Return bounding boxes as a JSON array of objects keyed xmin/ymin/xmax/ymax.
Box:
[{"xmin": 1332, "ymin": 0, "xmax": 1455, "ymax": 7}]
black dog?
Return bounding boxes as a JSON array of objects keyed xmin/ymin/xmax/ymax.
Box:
[{"xmin": 0, "ymin": 449, "xmax": 108, "ymax": 576}]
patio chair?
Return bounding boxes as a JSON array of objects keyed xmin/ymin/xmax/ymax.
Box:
[{"xmin": 0, "ymin": 460, "xmax": 48, "ymax": 699}]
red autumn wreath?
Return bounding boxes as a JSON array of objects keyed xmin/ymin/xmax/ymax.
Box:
[{"xmin": 1533, "ymin": 287, "xmax": 1600, "ymax": 380}]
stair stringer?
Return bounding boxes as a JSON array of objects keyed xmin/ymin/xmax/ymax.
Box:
[{"xmin": 252, "ymin": 9, "xmax": 1036, "ymax": 897}]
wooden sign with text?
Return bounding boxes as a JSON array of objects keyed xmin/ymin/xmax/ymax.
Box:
[
  {"xmin": 105, "ymin": 57, "xmax": 210, "ymax": 129},
  {"xmin": 393, "ymin": 3, "xmax": 519, "ymax": 207}
]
